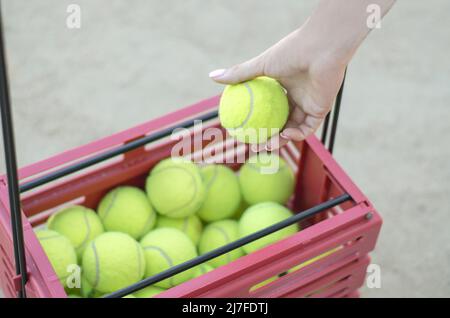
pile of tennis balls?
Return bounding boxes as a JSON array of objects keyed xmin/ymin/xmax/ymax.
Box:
[{"xmin": 35, "ymin": 77, "xmax": 301, "ymax": 298}]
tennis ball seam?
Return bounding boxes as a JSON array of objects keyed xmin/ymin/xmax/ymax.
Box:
[
  {"xmin": 204, "ymin": 165, "xmax": 219, "ymax": 189},
  {"xmin": 181, "ymin": 217, "xmax": 189, "ymax": 233},
  {"xmin": 99, "ymin": 188, "xmax": 120, "ymax": 221},
  {"xmin": 140, "ymin": 209, "xmax": 156, "ymax": 236},
  {"xmin": 143, "ymin": 245, "xmax": 175, "ymax": 287},
  {"xmin": 245, "ymin": 161, "xmax": 288, "ymax": 172},
  {"xmin": 76, "ymin": 208, "xmax": 92, "ymax": 250},
  {"xmin": 151, "ymin": 166, "xmax": 199, "ymax": 217},
  {"xmin": 91, "ymin": 241, "xmax": 101, "ymax": 290},
  {"xmin": 135, "ymin": 242, "xmax": 143, "ymax": 282},
  {"xmin": 209, "ymin": 226, "xmax": 232, "ymax": 263},
  {"xmin": 227, "ymin": 82, "xmax": 255, "ymax": 130}
]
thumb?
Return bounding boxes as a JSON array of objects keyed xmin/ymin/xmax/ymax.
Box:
[{"xmin": 209, "ymin": 55, "xmax": 265, "ymax": 84}]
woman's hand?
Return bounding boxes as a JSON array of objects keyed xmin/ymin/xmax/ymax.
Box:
[{"xmin": 210, "ymin": 0, "xmax": 395, "ymax": 151}]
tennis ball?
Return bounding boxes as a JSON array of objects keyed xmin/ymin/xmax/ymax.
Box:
[
  {"xmin": 192, "ymin": 263, "xmax": 215, "ymax": 278},
  {"xmin": 140, "ymin": 228, "xmax": 198, "ymax": 288},
  {"xmin": 197, "ymin": 165, "xmax": 241, "ymax": 222},
  {"xmin": 156, "ymin": 214, "xmax": 203, "ymax": 245},
  {"xmin": 239, "ymin": 153, "xmax": 295, "ymax": 205},
  {"xmin": 36, "ymin": 230, "xmax": 77, "ymax": 287},
  {"xmin": 238, "ymin": 202, "xmax": 299, "ymax": 254},
  {"xmin": 81, "ymin": 275, "xmax": 104, "ymax": 298},
  {"xmin": 198, "ymin": 219, "xmax": 244, "ymax": 268},
  {"xmin": 98, "ymin": 186, "xmax": 156, "ymax": 239},
  {"xmin": 82, "ymin": 232, "xmax": 145, "ymax": 294},
  {"xmin": 287, "ymin": 246, "xmax": 342, "ymax": 273},
  {"xmin": 133, "ymin": 286, "xmax": 165, "ymax": 298},
  {"xmin": 146, "ymin": 158, "xmax": 205, "ymax": 218},
  {"xmin": 231, "ymin": 200, "xmax": 249, "ymax": 220},
  {"xmin": 68, "ymin": 294, "xmax": 82, "ymax": 298},
  {"xmin": 47, "ymin": 205, "xmax": 104, "ymax": 259},
  {"xmin": 219, "ymin": 76, "xmax": 289, "ymax": 144}
]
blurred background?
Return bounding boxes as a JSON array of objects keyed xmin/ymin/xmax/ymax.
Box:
[{"xmin": 0, "ymin": 0, "xmax": 449, "ymax": 297}]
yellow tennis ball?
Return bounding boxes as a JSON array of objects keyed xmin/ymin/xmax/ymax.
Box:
[
  {"xmin": 36, "ymin": 230, "xmax": 77, "ymax": 287},
  {"xmin": 156, "ymin": 214, "xmax": 203, "ymax": 245},
  {"xmin": 219, "ymin": 76, "xmax": 289, "ymax": 144},
  {"xmin": 146, "ymin": 158, "xmax": 205, "ymax": 218},
  {"xmin": 67, "ymin": 294, "xmax": 82, "ymax": 298},
  {"xmin": 98, "ymin": 186, "xmax": 156, "ymax": 239},
  {"xmin": 250, "ymin": 275, "xmax": 278, "ymax": 292},
  {"xmin": 239, "ymin": 153, "xmax": 295, "ymax": 205},
  {"xmin": 238, "ymin": 202, "xmax": 299, "ymax": 254},
  {"xmin": 82, "ymin": 232, "xmax": 145, "ymax": 294},
  {"xmin": 287, "ymin": 246, "xmax": 342, "ymax": 273},
  {"xmin": 140, "ymin": 228, "xmax": 198, "ymax": 289},
  {"xmin": 198, "ymin": 219, "xmax": 244, "ymax": 268},
  {"xmin": 192, "ymin": 263, "xmax": 215, "ymax": 278},
  {"xmin": 231, "ymin": 200, "xmax": 249, "ymax": 220},
  {"xmin": 133, "ymin": 286, "xmax": 165, "ymax": 298},
  {"xmin": 47, "ymin": 205, "xmax": 104, "ymax": 259},
  {"xmin": 80, "ymin": 275, "xmax": 104, "ymax": 298},
  {"xmin": 197, "ymin": 165, "xmax": 241, "ymax": 222}
]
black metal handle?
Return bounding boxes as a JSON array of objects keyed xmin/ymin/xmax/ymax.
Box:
[
  {"xmin": 0, "ymin": 4, "xmax": 28, "ymax": 298},
  {"xmin": 321, "ymin": 68, "xmax": 347, "ymax": 153}
]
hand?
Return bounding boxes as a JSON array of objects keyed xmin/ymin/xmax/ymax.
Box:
[{"xmin": 209, "ymin": 28, "xmax": 347, "ymax": 151}]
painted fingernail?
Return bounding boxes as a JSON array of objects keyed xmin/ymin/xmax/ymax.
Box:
[
  {"xmin": 209, "ymin": 69, "xmax": 226, "ymax": 78},
  {"xmin": 280, "ymin": 132, "xmax": 289, "ymax": 139}
]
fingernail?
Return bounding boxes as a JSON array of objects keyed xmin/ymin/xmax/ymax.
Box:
[
  {"xmin": 209, "ymin": 69, "xmax": 226, "ymax": 78},
  {"xmin": 265, "ymin": 144, "xmax": 272, "ymax": 152},
  {"xmin": 280, "ymin": 132, "xmax": 289, "ymax": 140}
]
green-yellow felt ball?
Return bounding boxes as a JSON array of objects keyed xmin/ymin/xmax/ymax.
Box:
[
  {"xmin": 47, "ymin": 205, "xmax": 104, "ymax": 260},
  {"xmin": 36, "ymin": 230, "xmax": 78, "ymax": 287},
  {"xmin": 140, "ymin": 228, "xmax": 198, "ymax": 289},
  {"xmin": 80, "ymin": 275, "xmax": 104, "ymax": 298},
  {"xmin": 98, "ymin": 186, "xmax": 156, "ymax": 239},
  {"xmin": 192, "ymin": 263, "xmax": 215, "ymax": 278},
  {"xmin": 146, "ymin": 158, "xmax": 205, "ymax": 218},
  {"xmin": 156, "ymin": 214, "xmax": 203, "ymax": 245},
  {"xmin": 198, "ymin": 219, "xmax": 244, "ymax": 268},
  {"xmin": 197, "ymin": 165, "xmax": 241, "ymax": 222},
  {"xmin": 133, "ymin": 286, "xmax": 166, "ymax": 298},
  {"xmin": 231, "ymin": 200, "xmax": 249, "ymax": 220},
  {"xmin": 82, "ymin": 232, "xmax": 145, "ymax": 294},
  {"xmin": 67, "ymin": 294, "xmax": 82, "ymax": 298},
  {"xmin": 219, "ymin": 76, "xmax": 289, "ymax": 144},
  {"xmin": 238, "ymin": 202, "xmax": 299, "ymax": 254},
  {"xmin": 239, "ymin": 153, "xmax": 295, "ymax": 205}
]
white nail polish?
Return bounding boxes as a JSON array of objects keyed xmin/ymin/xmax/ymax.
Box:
[{"xmin": 209, "ymin": 69, "xmax": 226, "ymax": 78}]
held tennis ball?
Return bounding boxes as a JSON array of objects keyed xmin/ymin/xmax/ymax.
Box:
[
  {"xmin": 36, "ymin": 230, "xmax": 77, "ymax": 287},
  {"xmin": 156, "ymin": 214, "xmax": 203, "ymax": 245},
  {"xmin": 219, "ymin": 76, "xmax": 289, "ymax": 144},
  {"xmin": 47, "ymin": 205, "xmax": 104, "ymax": 259},
  {"xmin": 238, "ymin": 202, "xmax": 299, "ymax": 254},
  {"xmin": 140, "ymin": 228, "xmax": 198, "ymax": 288},
  {"xmin": 197, "ymin": 165, "xmax": 241, "ymax": 222},
  {"xmin": 239, "ymin": 153, "xmax": 295, "ymax": 205},
  {"xmin": 192, "ymin": 263, "xmax": 215, "ymax": 278},
  {"xmin": 98, "ymin": 186, "xmax": 156, "ymax": 239},
  {"xmin": 133, "ymin": 286, "xmax": 166, "ymax": 298},
  {"xmin": 198, "ymin": 219, "xmax": 244, "ymax": 268},
  {"xmin": 82, "ymin": 232, "xmax": 145, "ymax": 294},
  {"xmin": 146, "ymin": 158, "xmax": 206, "ymax": 218}
]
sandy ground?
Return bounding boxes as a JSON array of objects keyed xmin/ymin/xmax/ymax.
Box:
[{"xmin": 0, "ymin": 0, "xmax": 449, "ymax": 297}]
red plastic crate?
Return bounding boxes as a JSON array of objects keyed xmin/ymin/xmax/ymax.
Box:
[{"xmin": 0, "ymin": 96, "xmax": 382, "ymax": 298}]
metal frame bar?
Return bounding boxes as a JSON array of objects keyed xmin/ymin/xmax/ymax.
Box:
[
  {"xmin": 0, "ymin": 4, "xmax": 28, "ymax": 298},
  {"xmin": 321, "ymin": 69, "xmax": 347, "ymax": 154},
  {"xmin": 104, "ymin": 193, "xmax": 351, "ymax": 298}
]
